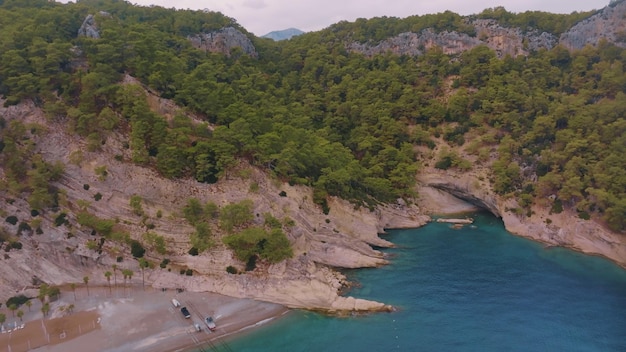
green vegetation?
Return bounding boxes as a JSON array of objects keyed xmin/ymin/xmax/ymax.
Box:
[
  {"xmin": 0, "ymin": 0, "xmax": 623, "ymax": 241},
  {"xmin": 223, "ymin": 227, "xmax": 293, "ymax": 268}
]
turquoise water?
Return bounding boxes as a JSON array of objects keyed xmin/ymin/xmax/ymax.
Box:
[{"xmin": 211, "ymin": 213, "xmax": 626, "ymax": 351}]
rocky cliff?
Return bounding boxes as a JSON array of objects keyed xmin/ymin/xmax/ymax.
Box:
[
  {"xmin": 188, "ymin": 27, "xmax": 258, "ymax": 58},
  {"xmin": 348, "ymin": 2, "xmax": 625, "ymax": 58},
  {"xmin": 348, "ymin": 20, "xmax": 557, "ymax": 58},
  {"xmin": 560, "ymin": 0, "xmax": 626, "ymax": 50},
  {"xmin": 417, "ymin": 170, "xmax": 626, "ymax": 269},
  {"xmin": 0, "ymin": 95, "xmax": 425, "ymax": 312}
]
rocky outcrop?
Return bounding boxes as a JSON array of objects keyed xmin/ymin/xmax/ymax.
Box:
[
  {"xmin": 560, "ymin": 0, "xmax": 626, "ymax": 50},
  {"xmin": 188, "ymin": 27, "xmax": 258, "ymax": 57},
  {"xmin": 77, "ymin": 12, "xmax": 110, "ymax": 39},
  {"xmin": 348, "ymin": 19, "xmax": 557, "ymax": 58},
  {"xmin": 348, "ymin": 2, "xmax": 626, "ymax": 58},
  {"xmin": 0, "ymin": 95, "xmax": 422, "ymax": 312},
  {"xmin": 417, "ymin": 170, "xmax": 626, "ymax": 269}
]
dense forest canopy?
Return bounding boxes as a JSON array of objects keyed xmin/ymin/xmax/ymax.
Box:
[{"xmin": 0, "ymin": 0, "xmax": 625, "ymax": 233}]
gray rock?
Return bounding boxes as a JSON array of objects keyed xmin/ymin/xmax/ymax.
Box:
[
  {"xmin": 188, "ymin": 27, "xmax": 257, "ymax": 58},
  {"xmin": 560, "ymin": 1, "xmax": 626, "ymax": 50},
  {"xmin": 77, "ymin": 14, "xmax": 100, "ymax": 39}
]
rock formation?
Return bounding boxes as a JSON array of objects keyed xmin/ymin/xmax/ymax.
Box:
[
  {"xmin": 417, "ymin": 170, "xmax": 626, "ymax": 269},
  {"xmin": 348, "ymin": 2, "xmax": 626, "ymax": 58},
  {"xmin": 77, "ymin": 12, "xmax": 110, "ymax": 39},
  {"xmin": 560, "ymin": 0, "xmax": 626, "ymax": 50},
  {"xmin": 188, "ymin": 27, "xmax": 258, "ymax": 58},
  {"xmin": 0, "ymin": 95, "xmax": 423, "ymax": 312}
]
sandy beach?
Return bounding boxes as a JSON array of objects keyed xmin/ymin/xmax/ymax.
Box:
[{"xmin": 0, "ymin": 285, "xmax": 288, "ymax": 352}]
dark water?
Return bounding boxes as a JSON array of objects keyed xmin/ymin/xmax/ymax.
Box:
[{"xmin": 211, "ymin": 213, "xmax": 626, "ymax": 351}]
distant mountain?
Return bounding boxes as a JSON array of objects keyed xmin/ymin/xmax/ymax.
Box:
[{"xmin": 261, "ymin": 28, "xmax": 304, "ymax": 41}]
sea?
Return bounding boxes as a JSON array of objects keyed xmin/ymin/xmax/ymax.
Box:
[{"xmin": 202, "ymin": 212, "xmax": 626, "ymax": 352}]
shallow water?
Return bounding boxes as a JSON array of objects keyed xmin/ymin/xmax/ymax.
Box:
[{"xmin": 206, "ymin": 213, "xmax": 626, "ymax": 351}]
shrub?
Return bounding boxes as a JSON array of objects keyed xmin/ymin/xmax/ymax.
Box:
[
  {"xmin": 10, "ymin": 241, "xmax": 22, "ymax": 250},
  {"xmin": 30, "ymin": 209, "xmax": 39, "ymax": 217},
  {"xmin": 185, "ymin": 269, "xmax": 193, "ymax": 276},
  {"xmin": 116, "ymin": 256, "xmax": 123, "ymax": 262},
  {"xmin": 226, "ymin": 266, "xmax": 238, "ymax": 274},
  {"xmin": 188, "ymin": 247, "xmax": 199, "ymax": 256},
  {"xmin": 159, "ymin": 258, "xmax": 170, "ymax": 268},
  {"xmin": 54, "ymin": 213, "xmax": 68, "ymax": 227},
  {"xmin": 278, "ymin": 191, "xmax": 287, "ymax": 197},
  {"xmin": 130, "ymin": 240, "xmax": 145, "ymax": 258},
  {"xmin": 83, "ymin": 184, "xmax": 90, "ymax": 190},
  {"xmin": 94, "ymin": 193, "xmax": 102, "ymax": 201},
  {"xmin": 5, "ymin": 216, "xmax": 18, "ymax": 225},
  {"xmin": 6, "ymin": 295, "xmax": 29, "ymax": 307}
]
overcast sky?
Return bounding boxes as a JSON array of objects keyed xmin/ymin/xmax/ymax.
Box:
[{"xmin": 59, "ymin": 0, "xmax": 610, "ymax": 36}]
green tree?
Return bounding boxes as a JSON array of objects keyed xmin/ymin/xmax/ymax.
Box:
[
  {"xmin": 83, "ymin": 276, "xmax": 90, "ymax": 296},
  {"xmin": 104, "ymin": 271, "xmax": 112, "ymax": 294}
]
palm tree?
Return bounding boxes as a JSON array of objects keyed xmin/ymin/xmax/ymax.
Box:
[
  {"xmin": 122, "ymin": 269, "xmax": 133, "ymax": 296},
  {"xmin": 138, "ymin": 258, "xmax": 149, "ymax": 290},
  {"xmin": 112, "ymin": 264, "xmax": 118, "ymax": 289},
  {"xmin": 104, "ymin": 271, "xmax": 112, "ymax": 294},
  {"xmin": 70, "ymin": 283, "xmax": 76, "ymax": 300},
  {"xmin": 8, "ymin": 304, "xmax": 17, "ymax": 318},
  {"xmin": 83, "ymin": 275, "xmax": 90, "ymax": 296},
  {"xmin": 0, "ymin": 313, "xmax": 5, "ymax": 329},
  {"xmin": 17, "ymin": 310, "xmax": 24, "ymax": 322},
  {"xmin": 67, "ymin": 304, "xmax": 75, "ymax": 314},
  {"xmin": 41, "ymin": 303, "xmax": 50, "ymax": 318},
  {"xmin": 25, "ymin": 300, "xmax": 32, "ymax": 312}
]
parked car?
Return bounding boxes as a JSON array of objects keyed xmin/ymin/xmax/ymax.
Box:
[
  {"xmin": 180, "ymin": 307, "xmax": 191, "ymax": 319},
  {"xmin": 171, "ymin": 298, "xmax": 181, "ymax": 307},
  {"xmin": 205, "ymin": 316, "xmax": 216, "ymax": 331}
]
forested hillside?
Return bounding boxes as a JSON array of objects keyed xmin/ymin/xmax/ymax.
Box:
[{"xmin": 1, "ymin": 0, "xmax": 625, "ymax": 242}]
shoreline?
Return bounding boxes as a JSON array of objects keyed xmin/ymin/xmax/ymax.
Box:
[{"xmin": 6, "ymin": 286, "xmax": 290, "ymax": 352}]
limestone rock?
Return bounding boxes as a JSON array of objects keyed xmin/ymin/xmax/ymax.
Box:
[
  {"xmin": 188, "ymin": 27, "xmax": 258, "ymax": 57},
  {"xmin": 77, "ymin": 12, "xmax": 110, "ymax": 39},
  {"xmin": 560, "ymin": 1, "xmax": 626, "ymax": 50}
]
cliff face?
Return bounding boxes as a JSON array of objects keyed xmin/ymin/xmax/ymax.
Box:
[
  {"xmin": 348, "ymin": 20, "xmax": 557, "ymax": 58},
  {"xmin": 188, "ymin": 27, "xmax": 258, "ymax": 58},
  {"xmin": 417, "ymin": 170, "xmax": 626, "ymax": 269},
  {"xmin": 0, "ymin": 96, "xmax": 425, "ymax": 312},
  {"xmin": 348, "ymin": 2, "xmax": 625, "ymax": 58},
  {"xmin": 560, "ymin": 1, "xmax": 626, "ymax": 50}
]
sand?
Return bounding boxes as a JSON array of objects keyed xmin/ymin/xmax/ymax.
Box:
[{"xmin": 0, "ymin": 285, "xmax": 288, "ymax": 352}]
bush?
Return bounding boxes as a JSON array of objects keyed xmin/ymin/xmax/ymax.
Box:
[
  {"xmin": 130, "ymin": 240, "xmax": 145, "ymax": 258},
  {"xmin": 226, "ymin": 266, "xmax": 238, "ymax": 274},
  {"xmin": 30, "ymin": 209, "xmax": 39, "ymax": 217},
  {"xmin": 10, "ymin": 241, "xmax": 22, "ymax": 250},
  {"xmin": 185, "ymin": 269, "xmax": 193, "ymax": 276},
  {"xmin": 116, "ymin": 256, "xmax": 123, "ymax": 262},
  {"xmin": 54, "ymin": 213, "xmax": 68, "ymax": 227},
  {"xmin": 278, "ymin": 191, "xmax": 287, "ymax": 197},
  {"xmin": 5, "ymin": 216, "xmax": 18, "ymax": 225},
  {"xmin": 6, "ymin": 295, "xmax": 29, "ymax": 307},
  {"xmin": 188, "ymin": 247, "xmax": 199, "ymax": 256},
  {"xmin": 159, "ymin": 258, "xmax": 170, "ymax": 268},
  {"xmin": 83, "ymin": 184, "xmax": 90, "ymax": 190},
  {"xmin": 94, "ymin": 193, "xmax": 102, "ymax": 201}
]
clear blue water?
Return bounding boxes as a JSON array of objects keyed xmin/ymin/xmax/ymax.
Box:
[{"xmin": 207, "ymin": 213, "xmax": 626, "ymax": 351}]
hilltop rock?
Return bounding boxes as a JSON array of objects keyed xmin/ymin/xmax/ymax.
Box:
[
  {"xmin": 77, "ymin": 12, "xmax": 110, "ymax": 39},
  {"xmin": 188, "ymin": 27, "xmax": 258, "ymax": 57},
  {"xmin": 348, "ymin": 2, "xmax": 626, "ymax": 58},
  {"xmin": 560, "ymin": 0, "xmax": 626, "ymax": 50},
  {"xmin": 262, "ymin": 28, "xmax": 305, "ymax": 41}
]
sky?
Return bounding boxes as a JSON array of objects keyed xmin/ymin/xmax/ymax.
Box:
[{"xmin": 58, "ymin": 0, "xmax": 610, "ymax": 36}]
